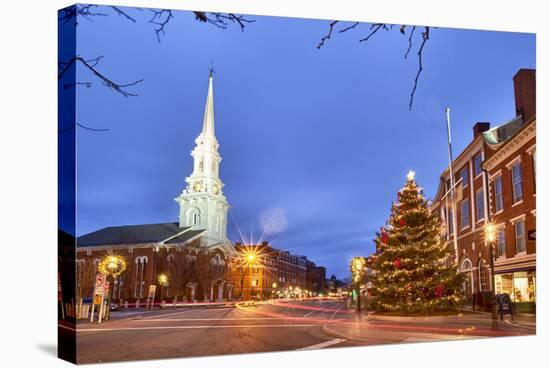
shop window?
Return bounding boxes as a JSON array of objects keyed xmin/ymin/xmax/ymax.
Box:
[{"xmin": 495, "ymin": 271, "xmax": 536, "ymax": 303}]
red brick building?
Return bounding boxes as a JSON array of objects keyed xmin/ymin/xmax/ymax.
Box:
[
  {"xmin": 431, "ymin": 69, "xmax": 536, "ymax": 312},
  {"xmin": 234, "ymin": 242, "xmax": 324, "ymax": 300},
  {"xmin": 483, "ymin": 69, "xmax": 536, "ymax": 312}
]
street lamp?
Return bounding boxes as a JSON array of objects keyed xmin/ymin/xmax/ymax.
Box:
[
  {"xmin": 98, "ymin": 254, "xmax": 127, "ymax": 320},
  {"xmin": 238, "ymin": 247, "xmax": 261, "ymax": 300},
  {"xmin": 351, "ymin": 257, "xmax": 366, "ymax": 313},
  {"xmin": 484, "ymin": 222, "xmax": 498, "ymax": 321}
]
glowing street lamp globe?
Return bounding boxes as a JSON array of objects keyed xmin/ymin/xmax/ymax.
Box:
[
  {"xmin": 157, "ymin": 273, "xmax": 169, "ymax": 286},
  {"xmin": 98, "ymin": 255, "xmax": 126, "ymax": 277},
  {"xmin": 485, "ymin": 222, "xmax": 497, "ymax": 243}
]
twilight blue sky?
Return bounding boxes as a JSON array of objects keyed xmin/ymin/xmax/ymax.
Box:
[{"xmin": 71, "ymin": 5, "xmax": 535, "ymax": 278}]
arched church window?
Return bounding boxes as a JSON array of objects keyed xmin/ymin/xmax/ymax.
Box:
[
  {"xmin": 134, "ymin": 256, "xmax": 148, "ymax": 299},
  {"xmin": 193, "ymin": 213, "xmax": 201, "ymax": 225}
]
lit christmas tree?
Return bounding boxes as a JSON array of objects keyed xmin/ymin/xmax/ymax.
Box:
[{"xmin": 370, "ymin": 171, "xmax": 465, "ymax": 314}]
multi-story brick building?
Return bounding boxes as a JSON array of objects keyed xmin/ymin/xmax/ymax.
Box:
[
  {"xmin": 482, "ymin": 69, "xmax": 536, "ymax": 312},
  {"xmin": 234, "ymin": 241, "xmax": 323, "ymax": 300},
  {"xmin": 431, "ymin": 69, "xmax": 536, "ymax": 312}
]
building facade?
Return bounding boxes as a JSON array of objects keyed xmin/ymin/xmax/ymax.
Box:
[{"xmin": 431, "ymin": 69, "xmax": 536, "ymax": 312}]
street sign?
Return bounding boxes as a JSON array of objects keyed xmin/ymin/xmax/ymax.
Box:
[
  {"xmin": 94, "ymin": 274, "xmax": 106, "ymax": 294},
  {"xmin": 528, "ymin": 230, "xmax": 536, "ymax": 241}
]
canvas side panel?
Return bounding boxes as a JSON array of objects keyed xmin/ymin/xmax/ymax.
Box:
[{"xmin": 58, "ymin": 4, "xmax": 77, "ymax": 364}]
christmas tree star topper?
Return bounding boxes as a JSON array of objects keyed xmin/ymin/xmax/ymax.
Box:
[{"xmin": 407, "ymin": 170, "xmax": 416, "ymax": 181}]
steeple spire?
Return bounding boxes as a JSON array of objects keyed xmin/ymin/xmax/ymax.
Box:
[{"xmin": 201, "ymin": 71, "xmax": 215, "ymax": 137}]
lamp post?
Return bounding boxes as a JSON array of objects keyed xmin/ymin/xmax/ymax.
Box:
[
  {"xmin": 98, "ymin": 255, "xmax": 127, "ymax": 321},
  {"xmin": 484, "ymin": 223, "xmax": 499, "ymax": 321},
  {"xmin": 351, "ymin": 257, "xmax": 366, "ymax": 314},
  {"xmin": 272, "ymin": 282, "xmax": 277, "ymax": 300}
]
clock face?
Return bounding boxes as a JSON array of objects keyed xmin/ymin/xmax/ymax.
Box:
[
  {"xmin": 213, "ymin": 185, "xmax": 219, "ymax": 194},
  {"xmin": 193, "ymin": 182, "xmax": 202, "ymax": 192}
]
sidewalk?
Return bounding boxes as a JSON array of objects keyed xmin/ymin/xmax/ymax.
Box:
[{"xmin": 321, "ymin": 310, "xmax": 535, "ymax": 344}]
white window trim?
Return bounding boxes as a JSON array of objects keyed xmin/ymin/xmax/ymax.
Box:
[
  {"xmin": 505, "ymin": 155, "xmax": 522, "ymax": 169},
  {"xmin": 526, "ymin": 144, "xmax": 536, "ymax": 155},
  {"xmin": 494, "ymin": 208, "xmax": 504, "ymax": 216},
  {"xmin": 489, "ymin": 169, "xmax": 502, "ymax": 181},
  {"xmin": 511, "ymin": 199, "xmax": 524, "ymax": 208},
  {"xmin": 509, "ymin": 214, "xmax": 527, "ymax": 224}
]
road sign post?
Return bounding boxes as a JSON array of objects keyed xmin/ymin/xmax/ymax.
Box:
[{"xmin": 90, "ymin": 274, "xmax": 106, "ymax": 323}]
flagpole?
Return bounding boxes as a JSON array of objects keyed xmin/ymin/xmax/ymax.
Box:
[{"xmin": 445, "ymin": 108, "xmax": 459, "ymax": 257}]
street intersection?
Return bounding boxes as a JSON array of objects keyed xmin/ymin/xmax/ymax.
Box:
[{"xmin": 60, "ymin": 299, "xmax": 535, "ymax": 364}]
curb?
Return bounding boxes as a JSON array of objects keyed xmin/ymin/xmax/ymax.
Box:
[
  {"xmin": 366, "ymin": 312, "xmax": 464, "ymax": 322},
  {"xmin": 321, "ymin": 323, "xmax": 352, "ymax": 341}
]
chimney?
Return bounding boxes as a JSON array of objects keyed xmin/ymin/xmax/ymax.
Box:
[
  {"xmin": 261, "ymin": 241, "xmax": 269, "ymax": 246},
  {"xmin": 473, "ymin": 122, "xmax": 490, "ymax": 138},
  {"xmin": 513, "ymin": 69, "xmax": 536, "ymax": 122}
]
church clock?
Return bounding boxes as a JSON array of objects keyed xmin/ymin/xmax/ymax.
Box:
[{"xmin": 212, "ymin": 184, "xmax": 219, "ymax": 194}]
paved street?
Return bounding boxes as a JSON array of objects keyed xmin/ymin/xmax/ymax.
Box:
[{"xmin": 61, "ymin": 299, "xmax": 535, "ymax": 364}]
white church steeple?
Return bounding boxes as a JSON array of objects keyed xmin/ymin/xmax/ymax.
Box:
[{"xmin": 175, "ymin": 71, "xmax": 232, "ymax": 250}]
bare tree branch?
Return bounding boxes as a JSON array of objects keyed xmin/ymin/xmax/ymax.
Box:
[
  {"xmin": 58, "ymin": 4, "xmax": 108, "ymax": 25},
  {"xmin": 317, "ymin": 21, "xmax": 339, "ymax": 49},
  {"xmin": 58, "ymin": 56, "xmax": 144, "ymax": 97},
  {"xmin": 404, "ymin": 26, "xmax": 416, "ymax": 59},
  {"xmin": 193, "ymin": 12, "xmax": 255, "ymax": 32},
  {"xmin": 110, "ymin": 6, "xmax": 137, "ymax": 23},
  {"xmin": 409, "ymin": 27, "xmax": 430, "ymax": 111},
  {"xmin": 149, "ymin": 9, "xmax": 174, "ymax": 42},
  {"xmin": 59, "ymin": 122, "xmax": 111, "ymax": 133},
  {"xmin": 359, "ymin": 23, "xmax": 387, "ymax": 43},
  {"xmin": 340, "ymin": 22, "xmax": 359, "ymax": 33},
  {"xmin": 316, "ymin": 21, "xmax": 432, "ymax": 110}
]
